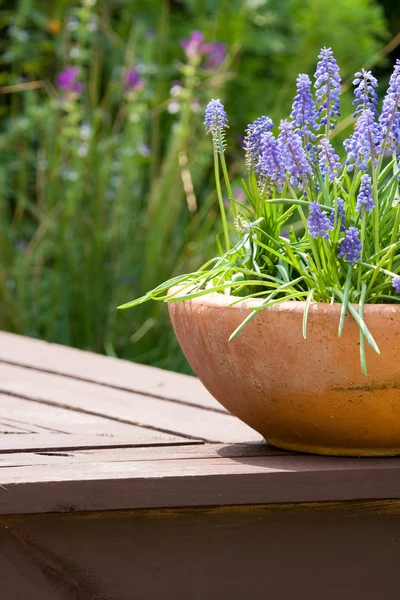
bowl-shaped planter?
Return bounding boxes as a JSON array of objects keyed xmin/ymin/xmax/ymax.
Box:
[{"xmin": 169, "ymin": 292, "xmax": 400, "ymax": 456}]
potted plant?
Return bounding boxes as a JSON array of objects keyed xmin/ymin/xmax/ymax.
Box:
[{"xmin": 120, "ymin": 48, "xmax": 400, "ymax": 456}]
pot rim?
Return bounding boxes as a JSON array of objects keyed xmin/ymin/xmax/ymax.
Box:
[{"xmin": 168, "ymin": 285, "xmax": 400, "ymax": 314}]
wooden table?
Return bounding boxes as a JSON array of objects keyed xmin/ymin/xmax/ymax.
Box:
[{"xmin": 0, "ymin": 331, "xmax": 399, "ymax": 599}]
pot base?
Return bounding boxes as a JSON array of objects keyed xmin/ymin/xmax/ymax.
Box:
[{"xmin": 267, "ymin": 439, "xmax": 400, "ymax": 457}]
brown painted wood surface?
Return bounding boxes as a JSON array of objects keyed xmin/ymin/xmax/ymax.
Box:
[
  {"xmin": 1, "ymin": 331, "xmax": 400, "ymax": 599},
  {"xmin": 1, "ymin": 501, "xmax": 399, "ymax": 600}
]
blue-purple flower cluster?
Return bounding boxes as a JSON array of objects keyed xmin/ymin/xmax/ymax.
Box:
[
  {"xmin": 356, "ymin": 174, "xmax": 374, "ymax": 212},
  {"xmin": 314, "ymin": 47, "xmax": 341, "ymax": 130},
  {"xmin": 244, "ymin": 116, "xmax": 273, "ymax": 169},
  {"xmin": 344, "ymin": 108, "xmax": 382, "ymax": 171},
  {"xmin": 318, "ymin": 138, "xmax": 341, "ymax": 181},
  {"xmin": 290, "ymin": 74, "xmax": 318, "ymax": 142},
  {"xmin": 203, "ymin": 47, "xmax": 400, "ymax": 280},
  {"xmin": 352, "ymin": 69, "xmax": 378, "ymax": 118},
  {"xmin": 308, "ymin": 201, "xmax": 333, "ymax": 240},
  {"xmin": 338, "ymin": 227, "xmax": 362, "ymax": 265},
  {"xmin": 204, "ymin": 98, "xmax": 228, "ymax": 134}
]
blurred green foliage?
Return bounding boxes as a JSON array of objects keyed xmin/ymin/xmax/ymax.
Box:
[{"xmin": 0, "ymin": 0, "xmax": 392, "ymax": 372}]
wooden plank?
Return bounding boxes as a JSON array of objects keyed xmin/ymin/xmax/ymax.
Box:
[
  {"xmin": 0, "ymin": 363, "xmax": 263, "ymax": 443},
  {"xmin": 1, "ymin": 501, "xmax": 400, "ymax": 600},
  {"xmin": 1, "ymin": 453, "xmax": 400, "ymax": 514},
  {"xmin": 0, "ymin": 434, "xmax": 200, "ymax": 453},
  {"xmin": 0, "ymin": 442, "xmax": 284, "ymax": 467},
  {"xmin": 0, "ymin": 393, "xmax": 183, "ymax": 439},
  {"xmin": 0, "ymin": 331, "xmax": 224, "ymax": 412}
]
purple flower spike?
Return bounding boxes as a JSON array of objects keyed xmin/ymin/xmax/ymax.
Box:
[
  {"xmin": 203, "ymin": 42, "xmax": 226, "ymax": 68},
  {"xmin": 277, "ymin": 120, "xmax": 312, "ymax": 189},
  {"xmin": 338, "ymin": 226, "xmax": 362, "ymax": 265},
  {"xmin": 204, "ymin": 98, "xmax": 228, "ymax": 134},
  {"xmin": 344, "ymin": 108, "xmax": 382, "ymax": 171},
  {"xmin": 290, "ymin": 74, "xmax": 318, "ymax": 141},
  {"xmin": 318, "ymin": 138, "xmax": 341, "ymax": 181},
  {"xmin": 124, "ymin": 68, "xmax": 144, "ymax": 92},
  {"xmin": 329, "ymin": 198, "xmax": 346, "ymax": 232},
  {"xmin": 352, "ymin": 69, "xmax": 378, "ymax": 118},
  {"xmin": 314, "ymin": 47, "xmax": 341, "ymax": 130},
  {"xmin": 180, "ymin": 30, "xmax": 205, "ymax": 59},
  {"xmin": 356, "ymin": 174, "xmax": 374, "ymax": 212},
  {"xmin": 308, "ymin": 201, "xmax": 333, "ymax": 239},
  {"xmin": 392, "ymin": 276, "xmax": 400, "ymax": 294},
  {"xmin": 56, "ymin": 67, "xmax": 83, "ymax": 94},
  {"xmin": 256, "ymin": 131, "xmax": 286, "ymax": 191},
  {"xmin": 379, "ymin": 60, "xmax": 400, "ymax": 154},
  {"xmin": 243, "ymin": 116, "xmax": 273, "ymax": 169}
]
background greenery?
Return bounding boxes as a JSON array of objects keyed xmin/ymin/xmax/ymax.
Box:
[{"xmin": 0, "ymin": 0, "xmax": 397, "ymax": 372}]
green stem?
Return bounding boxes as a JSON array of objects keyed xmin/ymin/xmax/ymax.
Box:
[
  {"xmin": 371, "ymin": 162, "xmax": 379, "ymax": 254},
  {"xmin": 218, "ymin": 139, "xmax": 237, "ymax": 218},
  {"xmin": 358, "ymin": 208, "xmax": 367, "ymax": 289},
  {"xmin": 214, "ymin": 148, "xmax": 230, "ymax": 252}
]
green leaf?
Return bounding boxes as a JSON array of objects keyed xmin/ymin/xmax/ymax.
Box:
[
  {"xmin": 338, "ymin": 266, "xmax": 352, "ymax": 338},
  {"xmin": 303, "ymin": 288, "xmax": 315, "ymax": 339}
]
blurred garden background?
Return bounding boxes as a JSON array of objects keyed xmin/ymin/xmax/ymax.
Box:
[{"xmin": 0, "ymin": 0, "xmax": 399, "ymax": 373}]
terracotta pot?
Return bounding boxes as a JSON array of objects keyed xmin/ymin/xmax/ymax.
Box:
[{"xmin": 168, "ymin": 291, "xmax": 400, "ymax": 456}]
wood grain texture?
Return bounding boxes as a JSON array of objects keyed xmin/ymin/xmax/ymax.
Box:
[
  {"xmin": 0, "ymin": 331, "xmax": 223, "ymax": 412},
  {"xmin": 1, "ymin": 451, "xmax": 400, "ymax": 514},
  {"xmin": 0, "ymin": 393, "xmax": 181, "ymax": 439},
  {"xmin": 0, "ymin": 363, "xmax": 262, "ymax": 442},
  {"xmin": 1, "ymin": 501, "xmax": 399, "ymax": 600},
  {"xmin": 0, "ymin": 442, "xmax": 282, "ymax": 466}
]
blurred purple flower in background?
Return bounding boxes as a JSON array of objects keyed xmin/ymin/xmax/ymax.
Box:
[
  {"xmin": 203, "ymin": 42, "xmax": 226, "ymax": 68},
  {"xmin": 124, "ymin": 68, "xmax": 144, "ymax": 93},
  {"xmin": 180, "ymin": 30, "xmax": 205, "ymax": 59},
  {"xmin": 180, "ymin": 31, "xmax": 226, "ymax": 67},
  {"xmin": 56, "ymin": 67, "xmax": 83, "ymax": 94}
]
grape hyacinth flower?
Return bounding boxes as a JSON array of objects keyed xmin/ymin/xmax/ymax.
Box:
[
  {"xmin": 392, "ymin": 276, "xmax": 400, "ymax": 294},
  {"xmin": 256, "ymin": 131, "xmax": 286, "ymax": 191},
  {"xmin": 314, "ymin": 47, "xmax": 341, "ymax": 130},
  {"xmin": 308, "ymin": 201, "xmax": 333, "ymax": 239},
  {"xmin": 56, "ymin": 67, "xmax": 83, "ymax": 94},
  {"xmin": 352, "ymin": 69, "xmax": 378, "ymax": 117},
  {"xmin": 356, "ymin": 174, "xmax": 374, "ymax": 212},
  {"xmin": 277, "ymin": 120, "xmax": 312, "ymax": 189},
  {"xmin": 243, "ymin": 116, "xmax": 273, "ymax": 169},
  {"xmin": 329, "ymin": 198, "xmax": 346, "ymax": 232},
  {"xmin": 344, "ymin": 108, "xmax": 382, "ymax": 171},
  {"xmin": 124, "ymin": 68, "xmax": 144, "ymax": 93},
  {"xmin": 318, "ymin": 138, "xmax": 341, "ymax": 181},
  {"xmin": 204, "ymin": 99, "xmax": 228, "ymax": 153},
  {"xmin": 338, "ymin": 227, "xmax": 362, "ymax": 265},
  {"xmin": 379, "ymin": 59, "xmax": 400, "ymax": 154},
  {"xmin": 290, "ymin": 74, "xmax": 318, "ymax": 142}
]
